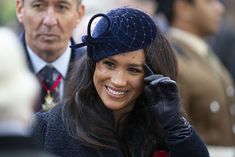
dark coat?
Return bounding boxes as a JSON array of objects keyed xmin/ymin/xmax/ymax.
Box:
[
  {"xmin": 0, "ymin": 135, "xmax": 57, "ymax": 157},
  {"xmin": 32, "ymin": 105, "xmax": 209, "ymax": 157},
  {"xmin": 19, "ymin": 33, "xmax": 85, "ymax": 112}
]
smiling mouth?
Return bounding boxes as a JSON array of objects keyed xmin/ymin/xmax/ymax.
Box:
[{"xmin": 105, "ymin": 86, "xmax": 127, "ymax": 97}]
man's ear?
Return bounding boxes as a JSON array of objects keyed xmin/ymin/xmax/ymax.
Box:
[
  {"xmin": 16, "ymin": 0, "xmax": 24, "ymax": 23},
  {"xmin": 76, "ymin": 4, "xmax": 85, "ymax": 25}
]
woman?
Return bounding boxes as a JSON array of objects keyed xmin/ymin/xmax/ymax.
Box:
[{"xmin": 32, "ymin": 8, "xmax": 209, "ymax": 157}]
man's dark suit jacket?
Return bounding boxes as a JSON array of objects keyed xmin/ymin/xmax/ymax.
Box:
[{"xmin": 19, "ymin": 33, "xmax": 84, "ymax": 112}]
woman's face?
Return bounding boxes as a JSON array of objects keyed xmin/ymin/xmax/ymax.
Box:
[{"xmin": 93, "ymin": 50, "xmax": 145, "ymax": 116}]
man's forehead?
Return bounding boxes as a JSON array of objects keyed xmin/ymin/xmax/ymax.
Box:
[{"xmin": 28, "ymin": 0, "xmax": 75, "ymax": 3}]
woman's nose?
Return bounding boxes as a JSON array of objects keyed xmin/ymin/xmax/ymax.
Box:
[{"xmin": 110, "ymin": 70, "xmax": 127, "ymax": 87}]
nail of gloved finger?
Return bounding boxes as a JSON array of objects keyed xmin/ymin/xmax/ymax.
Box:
[
  {"xmin": 144, "ymin": 74, "xmax": 164, "ymax": 82},
  {"xmin": 151, "ymin": 77, "xmax": 176, "ymax": 85}
]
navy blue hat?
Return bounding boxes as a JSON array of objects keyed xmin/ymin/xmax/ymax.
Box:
[{"xmin": 71, "ymin": 7, "xmax": 157, "ymax": 62}]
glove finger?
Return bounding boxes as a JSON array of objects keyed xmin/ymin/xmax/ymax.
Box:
[
  {"xmin": 144, "ymin": 84, "xmax": 162, "ymax": 101},
  {"xmin": 144, "ymin": 86, "xmax": 155, "ymax": 97},
  {"xmin": 144, "ymin": 74, "xmax": 163, "ymax": 83},
  {"xmin": 151, "ymin": 77, "xmax": 176, "ymax": 86},
  {"xmin": 144, "ymin": 87, "xmax": 160, "ymax": 109}
]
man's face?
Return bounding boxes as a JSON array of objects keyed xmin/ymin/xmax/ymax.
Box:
[
  {"xmin": 16, "ymin": 0, "xmax": 84, "ymax": 58},
  {"xmin": 189, "ymin": 0, "xmax": 224, "ymax": 36}
]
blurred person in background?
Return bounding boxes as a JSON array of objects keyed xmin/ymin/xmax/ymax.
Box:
[
  {"xmin": 157, "ymin": 0, "xmax": 235, "ymax": 156},
  {"xmin": 16, "ymin": 0, "xmax": 85, "ymax": 112},
  {"xmin": 209, "ymin": 0, "xmax": 235, "ymax": 82},
  {"xmin": 0, "ymin": 27, "xmax": 56, "ymax": 157},
  {"xmin": 118, "ymin": 0, "xmax": 169, "ymax": 32},
  {"xmin": 118, "ymin": 0, "xmax": 157, "ymax": 16}
]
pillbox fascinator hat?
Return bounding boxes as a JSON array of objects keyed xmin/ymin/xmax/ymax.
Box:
[{"xmin": 71, "ymin": 7, "xmax": 157, "ymax": 62}]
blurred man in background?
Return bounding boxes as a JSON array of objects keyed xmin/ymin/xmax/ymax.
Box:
[
  {"xmin": 157, "ymin": 0, "xmax": 235, "ymax": 156},
  {"xmin": 16, "ymin": 0, "xmax": 85, "ymax": 111},
  {"xmin": 209, "ymin": 0, "xmax": 235, "ymax": 82}
]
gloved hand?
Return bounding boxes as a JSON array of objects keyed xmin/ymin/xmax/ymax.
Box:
[{"xmin": 144, "ymin": 73, "xmax": 191, "ymax": 141}]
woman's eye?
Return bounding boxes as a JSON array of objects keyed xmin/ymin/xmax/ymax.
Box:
[
  {"xmin": 128, "ymin": 67, "xmax": 141, "ymax": 73},
  {"xmin": 103, "ymin": 60, "xmax": 115, "ymax": 69}
]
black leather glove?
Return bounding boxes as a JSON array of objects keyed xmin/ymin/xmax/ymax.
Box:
[{"xmin": 144, "ymin": 74, "xmax": 192, "ymax": 141}]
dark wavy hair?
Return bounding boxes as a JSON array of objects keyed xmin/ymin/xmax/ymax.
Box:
[{"xmin": 62, "ymin": 25, "xmax": 177, "ymax": 157}]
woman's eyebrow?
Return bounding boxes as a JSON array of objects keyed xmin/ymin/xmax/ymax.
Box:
[
  {"xmin": 106, "ymin": 56, "xmax": 144, "ymax": 68},
  {"xmin": 128, "ymin": 64, "xmax": 143, "ymax": 68}
]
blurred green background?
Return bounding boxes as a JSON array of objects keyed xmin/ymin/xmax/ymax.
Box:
[{"xmin": 0, "ymin": 0, "xmax": 19, "ymax": 32}]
